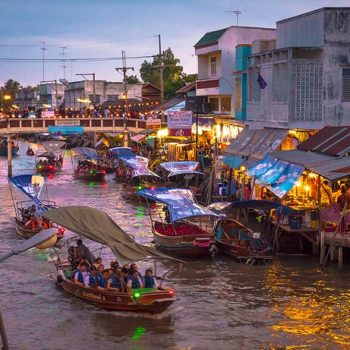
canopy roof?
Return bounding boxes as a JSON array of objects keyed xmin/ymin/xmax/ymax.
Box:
[
  {"xmin": 247, "ymin": 155, "xmax": 304, "ymax": 198},
  {"xmin": 71, "ymin": 147, "xmax": 101, "ymax": 160},
  {"xmin": 42, "ymin": 206, "xmax": 173, "ymax": 265},
  {"xmin": 121, "ymin": 156, "xmax": 159, "ymax": 178},
  {"xmin": 138, "ymin": 188, "xmax": 220, "ymax": 222},
  {"xmin": 42, "ymin": 141, "xmax": 65, "ymax": 153},
  {"xmin": 270, "ymin": 150, "xmax": 350, "ymax": 181},
  {"xmin": 109, "ymin": 147, "xmax": 134, "ymax": 159},
  {"xmin": 160, "ymin": 161, "xmax": 203, "ymax": 177},
  {"xmin": 224, "ymin": 127, "xmax": 288, "ymax": 161},
  {"xmin": 36, "ymin": 151, "xmax": 56, "ymax": 158}
]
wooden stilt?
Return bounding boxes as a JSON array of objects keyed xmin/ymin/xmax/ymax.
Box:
[
  {"xmin": 0, "ymin": 310, "xmax": 9, "ymax": 350},
  {"xmin": 320, "ymin": 231, "xmax": 325, "ymax": 265},
  {"xmin": 7, "ymin": 135, "xmax": 12, "ymax": 177},
  {"xmin": 330, "ymin": 246, "xmax": 337, "ymax": 262},
  {"xmin": 338, "ymin": 247, "xmax": 343, "ymax": 272}
]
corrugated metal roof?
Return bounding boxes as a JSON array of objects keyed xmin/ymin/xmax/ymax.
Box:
[
  {"xmin": 297, "ymin": 126, "xmax": 350, "ymax": 156},
  {"xmin": 270, "ymin": 150, "xmax": 350, "ymax": 180},
  {"xmin": 224, "ymin": 128, "xmax": 288, "ymax": 160},
  {"xmin": 194, "ymin": 28, "xmax": 227, "ymax": 48}
]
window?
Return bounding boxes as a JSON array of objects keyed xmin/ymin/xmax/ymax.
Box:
[
  {"xmin": 89, "ymin": 94, "xmax": 100, "ymax": 104},
  {"xmin": 107, "ymin": 94, "xmax": 118, "ymax": 101},
  {"xmin": 342, "ymin": 68, "xmax": 350, "ymax": 102},
  {"xmin": 210, "ymin": 57, "xmax": 217, "ymax": 76},
  {"xmin": 209, "ymin": 97, "xmax": 219, "ymax": 111},
  {"xmin": 221, "ymin": 96, "xmax": 231, "ymax": 112}
]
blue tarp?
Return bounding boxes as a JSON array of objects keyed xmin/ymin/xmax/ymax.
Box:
[
  {"xmin": 247, "ymin": 156, "xmax": 304, "ymax": 198},
  {"xmin": 138, "ymin": 187, "xmax": 220, "ymax": 222},
  {"xmin": 110, "ymin": 147, "xmax": 134, "ymax": 159},
  {"xmin": 221, "ymin": 155, "xmax": 245, "ymax": 169},
  {"xmin": 121, "ymin": 156, "xmax": 159, "ymax": 178},
  {"xmin": 48, "ymin": 126, "xmax": 84, "ymax": 136},
  {"xmin": 9, "ymin": 174, "xmax": 45, "ymax": 208},
  {"xmin": 160, "ymin": 161, "xmax": 204, "ymax": 177},
  {"xmin": 71, "ymin": 147, "xmax": 101, "ymax": 160}
]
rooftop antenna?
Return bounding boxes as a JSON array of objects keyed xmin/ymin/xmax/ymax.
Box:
[
  {"xmin": 59, "ymin": 46, "xmax": 68, "ymax": 79},
  {"xmin": 225, "ymin": 10, "xmax": 242, "ymax": 26}
]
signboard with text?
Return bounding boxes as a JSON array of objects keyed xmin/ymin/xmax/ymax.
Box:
[
  {"xmin": 168, "ymin": 111, "xmax": 192, "ymax": 136},
  {"xmin": 146, "ymin": 118, "xmax": 161, "ymax": 129},
  {"xmin": 42, "ymin": 110, "xmax": 55, "ymax": 118}
]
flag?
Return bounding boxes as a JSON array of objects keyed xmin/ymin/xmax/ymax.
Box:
[{"xmin": 257, "ymin": 73, "xmax": 267, "ymax": 89}]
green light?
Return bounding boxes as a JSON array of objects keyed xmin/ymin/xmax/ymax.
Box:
[
  {"xmin": 131, "ymin": 326, "xmax": 145, "ymax": 341},
  {"xmin": 38, "ymin": 165, "xmax": 42, "ymax": 169},
  {"xmin": 134, "ymin": 292, "xmax": 141, "ymax": 298},
  {"xmin": 137, "ymin": 186, "xmax": 142, "ymax": 190}
]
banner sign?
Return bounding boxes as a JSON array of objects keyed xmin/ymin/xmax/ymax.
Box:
[
  {"xmin": 55, "ymin": 119, "xmax": 80, "ymax": 126},
  {"xmin": 146, "ymin": 118, "xmax": 161, "ymax": 129},
  {"xmin": 42, "ymin": 110, "xmax": 55, "ymax": 118},
  {"xmin": 168, "ymin": 111, "xmax": 192, "ymax": 136}
]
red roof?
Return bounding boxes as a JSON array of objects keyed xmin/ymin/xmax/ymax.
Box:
[
  {"xmin": 176, "ymin": 81, "xmax": 196, "ymax": 95},
  {"xmin": 297, "ymin": 126, "xmax": 350, "ymax": 156}
]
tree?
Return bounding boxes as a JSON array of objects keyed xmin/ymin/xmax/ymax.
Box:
[
  {"xmin": 140, "ymin": 48, "xmax": 192, "ymax": 99},
  {"xmin": 2, "ymin": 79, "xmax": 21, "ymax": 98},
  {"xmin": 125, "ymin": 75, "xmax": 141, "ymax": 84}
]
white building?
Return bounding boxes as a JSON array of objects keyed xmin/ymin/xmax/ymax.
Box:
[
  {"xmin": 37, "ymin": 83, "xmax": 65, "ymax": 108},
  {"xmin": 64, "ymin": 80, "xmax": 144, "ymax": 108},
  {"xmin": 246, "ymin": 7, "xmax": 350, "ymax": 129},
  {"xmin": 194, "ymin": 26, "xmax": 276, "ymax": 115}
]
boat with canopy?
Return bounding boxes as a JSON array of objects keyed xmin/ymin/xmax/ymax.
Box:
[
  {"xmin": 71, "ymin": 147, "xmax": 106, "ymax": 182},
  {"xmin": 35, "ymin": 141, "xmax": 65, "ymax": 174},
  {"xmin": 118, "ymin": 155, "xmax": 160, "ymax": 200},
  {"xmin": 212, "ymin": 200, "xmax": 277, "ymax": 265},
  {"xmin": 139, "ymin": 188, "xmax": 222, "ymax": 257},
  {"xmin": 42, "ymin": 206, "xmax": 176, "ymax": 313},
  {"xmin": 0, "ymin": 137, "xmax": 19, "ymax": 156},
  {"xmin": 8, "ymin": 174, "xmax": 63, "ymax": 243}
]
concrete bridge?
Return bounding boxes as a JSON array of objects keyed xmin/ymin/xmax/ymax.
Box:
[{"xmin": 0, "ymin": 117, "xmax": 149, "ymax": 135}]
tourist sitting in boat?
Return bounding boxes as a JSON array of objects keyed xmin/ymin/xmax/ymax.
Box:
[
  {"xmin": 95, "ymin": 265, "xmax": 109, "ymax": 289},
  {"xmin": 129, "ymin": 263, "xmax": 144, "ymax": 282},
  {"xmin": 73, "ymin": 261, "xmax": 89, "ymax": 286},
  {"xmin": 24, "ymin": 215, "xmax": 41, "ymax": 230},
  {"xmin": 76, "ymin": 239, "xmax": 95, "ymax": 264},
  {"xmin": 87, "ymin": 269, "xmax": 98, "ymax": 288},
  {"xmin": 107, "ymin": 266, "xmax": 125, "ymax": 292},
  {"xmin": 144, "ymin": 269, "xmax": 158, "ymax": 289},
  {"xmin": 127, "ymin": 269, "xmax": 144, "ymax": 291},
  {"xmin": 93, "ymin": 257, "xmax": 103, "ymax": 271}
]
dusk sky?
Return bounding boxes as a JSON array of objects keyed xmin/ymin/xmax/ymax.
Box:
[{"xmin": 0, "ymin": 0, "xmax": 349, "ymax": 86}]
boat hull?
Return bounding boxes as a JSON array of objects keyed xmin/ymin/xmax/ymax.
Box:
[
  {"xmin": 15, "ymin": 218, "xmax": 42, "ymax": 239},
  {"xmin": 74, "ymin": 171, "xmax": 105, "ymax": 182},
  {"xmin": 0, "ymin": 146, "xmax": 19, "ymax": 156},
  {"xmin": 36, "ymin": 164, "xmax": 61, "ymax": 174},
  {"xmin": 57, "ymin": 277, "xmax": 175, "ymax": 313},
  {"xmin": 153, "ymin": 221, "xmax": 213, "ymax": 258}
]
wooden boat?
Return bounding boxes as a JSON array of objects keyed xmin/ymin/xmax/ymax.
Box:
[
  {"xmin": 35, "ymin": 141, "xmax": 65, "ymax": 174},
  {"xmin": 0, "ymin": 138, "xmax": 19, "ymax": 156},
  {"xmin": 55, "ymin": 273, "xmax": 175, "ymax": 313},
  {"xmin": 139, "ymin": 187, "xmax": 221, "ymax": 258},
  {"xmin": 71, "ymin": 147, "xmax": 106, "ymax": 182},
  {"xmin": 43, "ymin": 205, "xmax": 177, "ymax": 314},
  {"xmin": 15, "ymin": 217, "xmax": 42, "ymax": 239},
  {"xmin": 26, "ymin": 148, "xmax": 35, "ymax": 156}
]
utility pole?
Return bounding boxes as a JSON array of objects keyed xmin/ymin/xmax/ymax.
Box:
[
  {"xmin": 115, "ymin": 51, "xmax": 134, "ymax": 147},
  {"xmin": 41, "ymin": 41, "xmax": 46, "ymax": 81},
  {"xmin": 158, "ymin": 34, "xmax": 164, "ymax": 103},
  {"xmin": 225, "ymin": 10, "xmax": 242, "ymax": 25},
  {"xmin": 60, "ymin": 46, "xmax": 68, "ymax": 79}
]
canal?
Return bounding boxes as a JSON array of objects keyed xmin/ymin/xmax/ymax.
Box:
[{"xmin": 0, "ymin": 143, "xmax": 350, "ymax": 350}]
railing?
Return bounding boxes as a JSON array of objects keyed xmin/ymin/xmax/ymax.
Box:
[{"xmin": 0, "ymin": 117, "xmax": 149, "ymax": 133}]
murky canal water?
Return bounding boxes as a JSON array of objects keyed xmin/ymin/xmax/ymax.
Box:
[{"xmin": 1, "ymin": 143, "xmax": 350, "ymax": 350}]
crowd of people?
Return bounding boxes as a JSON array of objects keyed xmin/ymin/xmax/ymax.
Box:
[
  {"xmin": 69, "ymin": 239, "xmax": 158, "ymax": 293},
  {"xmin": 19, "ymin": 204, "xmax": 51, "ymax": 230}
]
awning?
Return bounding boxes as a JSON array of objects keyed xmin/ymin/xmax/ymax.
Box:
[
  {"xmin": 221, "ymin": 155, "xmax": 245, "ymax": 169},
  {"xmin": 48, "ymin": 126, "xmax": 84, "ymax": 136},
  {"xmin": 224, "ymin": 127, "xmax": 288, "ymax": 161},
  {"xmin": 71, "ymin": 147, "xmax": 100, "ymax": 160},
  {"xmin": 270, "ymin": 150, "xmax": 350, "ymax": 180},
  {"xmin": 247, "ymin": 155, "xmax": 304, "ymax": 198},
  {"xmin": 130, "ymin": 134, "xmax": 146, "ymax": 143},
  {"xmin": 298, "ymin": 126, "xmax": 350, "ymax": 156},
  {"xmin": 42, "ymin": 206, "xmax": 174, "ymax": 264},
  {"xmin": 42, "ymin": 141, "xmax": 65, "ymax": 152}
]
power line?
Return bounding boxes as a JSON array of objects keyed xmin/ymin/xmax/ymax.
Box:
[{"xmin": 0, "ymin": 55, "xmax": 156, "ymax": 63}]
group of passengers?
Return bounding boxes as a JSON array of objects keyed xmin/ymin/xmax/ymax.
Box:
[
  {"xmin": 37, "ymin": 156, "xmax": 63, "ymax": 169},
  {"xmin": 20, "ymin": 204, "xmax": 52, "ymax": 230},
  {"xmin": 76, "ymin": 160, "xmax": 101, "ymax": 174},
  {"xmin": 70, "ymin": 239, "xmax": 158, "ymax": 292}
]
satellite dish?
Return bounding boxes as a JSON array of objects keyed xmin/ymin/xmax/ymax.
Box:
[{"xmin": 59, "ymin": 79, "xmax": 69, "ymax": 85}]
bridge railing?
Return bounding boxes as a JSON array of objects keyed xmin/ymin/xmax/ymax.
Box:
[{"xmin": 0, "ymin": 117, "xmax": 148, "ymax": 132}]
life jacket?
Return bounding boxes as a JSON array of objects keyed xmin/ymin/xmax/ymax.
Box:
[
  {"xmin": 110, "ymin": 276, "xmax": 122, "ymax": 289},
  {"xmin": 75, "ymin": 270, "xmax": 84, "ymax": 284},
  {"xmin": 88, "ymin": 274, "xmax": 97, "ymax": 287},
  {"xmin": 144, "ymin": 276, "xmax": 155, "ymax": 288},
  {"xmin": 96, "ymin": 274, "xmax": 107, "ymax": 288},
  {"xmin": 129, "ymin": 276, "xmax": 142, "ymax": 289}
]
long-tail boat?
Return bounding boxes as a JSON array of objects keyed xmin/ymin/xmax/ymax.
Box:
[{"xmin": 35, "ymin": 141, "xmax": 65, "ymax": 174}]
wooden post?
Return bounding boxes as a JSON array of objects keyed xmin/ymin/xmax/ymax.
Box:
[
  {"xmin": 7, "ymin": 135, "xmax": 12, "ymax": 177},
  {"xmin": 122, "ymin": 131, "xmax": 129, "ymax": 147},
  {"xmin": 330, "ymin": 246, "xmax": 337, "ymax": 262},
  {"xmin": 320, "ymin": 230, "xmax": 325, "ymax": 265},
  {"xmin": 338, "ymin": 246, "xmax": 343, "ymax": 272},
  {"xmin": 0, "ymin": 310, "xmax": 9, "ymax": 350}
]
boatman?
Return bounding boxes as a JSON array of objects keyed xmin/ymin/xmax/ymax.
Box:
[{"xmin": 76, "ymin": 239, "xmax": 96, "ymax": 264}]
